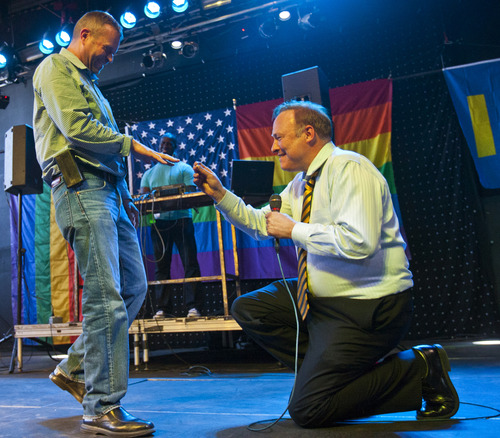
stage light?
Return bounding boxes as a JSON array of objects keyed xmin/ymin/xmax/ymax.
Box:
[
  {"xmin": 473, "ymin": 340, "xmax": 500, "ymax": 345},
  {"xmin": 258, "ymin": 18, "xmax": 277, "ymax": 39},
  {"xmin": 55, "ymin": 30, "xmax": 71, "ymax": 47},
  {"xmin": 141, "ymin": 49, "xmax": 166, "ymax": 68},
  {"xmin": 0, "ymin": 43, "xmax": 22, "ymax": 84},
  {"xmin": 170, "ymin": 40, "xmax": 183, "ymax": 50},
  {"xmin": 278, "ymin": 10, "xmax": 291, "ymax": 21},
  {"xmin": 172, "ymin": 0, "xmax": 189, "ymax": 13},
  {"xmin": 39, "ymin": 36, "xmax": 54, "ymax": 55},
  {"xmin": 120, "ymin": 11, "xmax": 137, "ymax": 29},
  {"xmin": 298, "ymin": 12, "xmax": 320, "ymax": 31},
  {"xmin": 180, "ymin": 41, "xmax": 198, "ymax": 58},
  {"xmin": 144, "ymin": 1, "xmax": 161, "ymax": 19}
]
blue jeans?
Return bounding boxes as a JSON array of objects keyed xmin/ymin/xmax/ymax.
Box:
[{"xmin": 51, "ymin": 173, "xmax": 147, "ymax": 418}]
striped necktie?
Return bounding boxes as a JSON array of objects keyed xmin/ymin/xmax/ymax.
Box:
[{"xmin": 296, "ymin": 169, "xmax": 320, "ymax": 320}]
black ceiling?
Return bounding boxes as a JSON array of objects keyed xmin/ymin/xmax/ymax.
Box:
[{"xmin": 1, "ymin": 0, "xmax": 500, "ymax": 87}]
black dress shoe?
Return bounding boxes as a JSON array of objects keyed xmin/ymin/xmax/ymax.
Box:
[
  {"xmin": 413, "ymin": 344, "xmax": 459, "ymax": 420},
  {"xmin": 50, "ymin": 368, "xmax": 86, "ymax": 404},
  {"xmin": 81, "ymin": 407, "xmax": 155, "ymax": 437}
]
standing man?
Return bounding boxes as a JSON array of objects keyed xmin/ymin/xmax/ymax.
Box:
[
  {"xmin": 193, "ymin": 101, "xmax": 459, "ymax": 426},
  {"xmin": 33, "ymin": 11, "xmax": 177, "ymax": 436},
  {"xmin": 140, "ymin": 133, "xmax": 203, "ymax": 318}
]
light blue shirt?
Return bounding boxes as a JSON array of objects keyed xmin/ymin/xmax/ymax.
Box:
[{"xmin": 140, "ymin": 161, "xmax": 195, "ymax": 221}]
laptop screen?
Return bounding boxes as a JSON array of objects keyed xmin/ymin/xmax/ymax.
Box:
[{"xmin": 230, "ymin": 160, "xmax": 275, "ymax": 198}]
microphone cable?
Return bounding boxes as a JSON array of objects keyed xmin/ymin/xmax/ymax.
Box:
[{"xmin": 246, "ymin": 246, "xmax": 302, "ymax": 432}]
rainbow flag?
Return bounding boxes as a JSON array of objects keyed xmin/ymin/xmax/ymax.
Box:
[
  {"xmin": 10, "ymin": 186, "xmax": 80, "ymax": 343},
  {"xmin": 330, "ymin": 79, "xmax": 406, "ymax": 245},
  {"xmin": 235, "ymin": 78, "xmax": 407, "ymax": 265}
]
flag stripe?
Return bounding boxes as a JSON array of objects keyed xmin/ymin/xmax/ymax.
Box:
[
  {"xmin": 333, "ymin": 102, "xmax": 392, "ymax": 145},
  {"xmin": 235, "ymin": 98, "xmax": 283, "ymax": 130},
  {"xmin": 237, "ymin": 127, "xmax": 273, "ymax": 158},
  {"xmin": 467, "ymin": 94, "xmax": 496, "ymax": 157},
  {"xmin": 330, "ymin": 79, "xmax": 392, "ymax": 115},
  {"xmin": 339, "ymin": 132, "xmax": 392, "ymax": 170}
]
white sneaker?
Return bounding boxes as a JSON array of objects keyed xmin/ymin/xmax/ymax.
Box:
[
  {"xmin": 153, "ymin": 310, "xmax": 165, "ymax": 319},
  {"xmin": 186, "ymin": 308, "xmax": 201, "ymax": 318}
]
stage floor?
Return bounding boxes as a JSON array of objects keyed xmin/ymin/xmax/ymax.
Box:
[{"xmin": 0, "ymin": 339, "xmax": 499, "ymax": 437}]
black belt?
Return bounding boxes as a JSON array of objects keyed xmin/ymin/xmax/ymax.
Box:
[
  {"xmin": 80, "ymin": 166, "xmax": 120, "ymax": 185},
  {"xmin": 51, "ymin": 167, "xmax": 120, "ymax": 188}
]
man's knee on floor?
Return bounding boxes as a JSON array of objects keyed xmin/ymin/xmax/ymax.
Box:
[{"xmin": 288, "ymin": 395, "xmax": 346, "ymax": 428}]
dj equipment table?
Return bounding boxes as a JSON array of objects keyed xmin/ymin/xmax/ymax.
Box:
[{"xmin": 134, "ymin": 190, "xmax": 242, "ymax": 316}]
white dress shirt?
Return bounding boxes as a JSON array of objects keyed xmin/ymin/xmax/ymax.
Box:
[{"xmin": 216, "ymin": 142, "xmax": 413, "ymax": 299}]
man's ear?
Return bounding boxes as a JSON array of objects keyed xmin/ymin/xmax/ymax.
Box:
[
  {"xmin": 80, "ymin": 28, "xmax": 91, "ymax": 42},
  {"xmin": 304, "ymin": 125, "xmax": 316, "ymax": 144}
]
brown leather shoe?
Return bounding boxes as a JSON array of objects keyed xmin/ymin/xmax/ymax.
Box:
[
  {"xmin": 49, "ymin": 368, "xmax": 86, "ymax": 404},
  {"xmin": 413, "ymin": 344, "xmax": 459, "ymax": 419},
  {"xmin": 81, "ymin": 407, "xmax": 155, "ymax": 437}
]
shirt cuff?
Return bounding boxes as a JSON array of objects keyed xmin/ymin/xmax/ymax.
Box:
[
  {"xmin": 120, "ymin": 135, "xmax": 132, "ymax": 157},
  {"xmin": 216, "ymin": 190, "xmax": 239, "ymax": 213},
  {"xmin": 291, "ymin": 221, "xmax": 309, "ymax": 250}
]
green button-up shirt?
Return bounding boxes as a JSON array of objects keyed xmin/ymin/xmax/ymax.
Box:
[{"xmin": 33, "ymin": 48, "xmax": 132, "ymax": 195}]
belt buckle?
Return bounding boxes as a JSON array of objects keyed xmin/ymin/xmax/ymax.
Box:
[{"xmin": 51, "ymin": 175, "xmax": 62, "ymax": 188}]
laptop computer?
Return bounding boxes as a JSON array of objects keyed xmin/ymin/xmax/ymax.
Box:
[{"xmin": 230, "ymin": 159, "xmax": 275, "ymax": 205}]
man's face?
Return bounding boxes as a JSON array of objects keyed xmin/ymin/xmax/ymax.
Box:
[
  {"xmin": 160, "ymin": 136, "xmax": 176, "ymax": 155},
  {"xmin": 81, "ymin": 24, "xmax": 120, "ymax": 74},
  {"xmin": 271, "ymin": 110, "xmax": 308, "ymax": 172}
]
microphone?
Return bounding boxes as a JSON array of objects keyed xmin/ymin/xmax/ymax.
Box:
[{"xmin": 269, "ymin": 194, "xmax": 282, "ymax": 253}]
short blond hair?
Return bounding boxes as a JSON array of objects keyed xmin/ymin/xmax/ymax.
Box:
[
  {"xmin": 273, "ymin": 100, "xmax": 333, "ymax": 140},
  {"xmin": 72, "ymin": 11, "xmax": 123, "ymax": 41}
]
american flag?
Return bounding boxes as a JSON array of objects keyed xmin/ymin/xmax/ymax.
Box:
[{"xmin": 126, "ymin": 107, "xmax": 239, "ymax": 194}]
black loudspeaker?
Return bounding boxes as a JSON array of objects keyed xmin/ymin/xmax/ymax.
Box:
[
  {"xmin": 4, "ymin": 124, "xmax": 43, "ymax": 195},
  {"xmin": 282, "ymin": 66, "xmax": 331, "ymax": 112}
]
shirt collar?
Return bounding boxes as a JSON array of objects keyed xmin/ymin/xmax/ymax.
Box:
[
  {"xmin": 59, "ymin": 47, "xmax": 99, "ymax": 82},
  {"xmin": 303, "ymin": 141, "xmax": 335, "ymax": 180}
]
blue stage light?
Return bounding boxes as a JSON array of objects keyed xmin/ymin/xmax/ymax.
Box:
[
  {"xmin": 0, "ymin": 54, "xmax": 7, "ymax": 69},
  {"xmin": 145, "ymin": 1, "xmax": 161, "ymax": 19},
  {"xmin": 55, "ymin": 30, "xmax": 71, "ymax": 47},
  {"xmin": 172, "ymin": 0, "xmax": 189, "ymax": 13},
  {"xmin": 120, "ymin": 11, "xmax": 137, "ymax": 29},
  {"xmin": 39, "ymin": 38, "xmax": 54, "ymax": 55}
]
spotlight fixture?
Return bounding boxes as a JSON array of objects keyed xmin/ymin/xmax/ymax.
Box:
[
  {"xmin": 170, "ymin": 40, "xmax": 183, "ymax": 50},
  {"xmin": 55, "ymin": 29, "xmax": 71, "ymax": 47},
  {"xmin": 0, "ymin": 43, "xmax": 23, "ymax": 84},
  {"xmin": 144, "ymin": 1, "xmax": 161, "ymax": 19},
  {"xmin": 180, "ymin": 41, "xmax": 198, "ymax": 58},
  {"xmin": 278, "ymin": 10, "xmax": 291, "ymax": 21},
  {"xmin": 258, "ymin": 18, "xmax": 277, "ymax": 39},
  {"xmin": 120, "ymin": 11, "xmax": 137, "ymax": 29},
  {"xmin": 39, "ymin": 36, "xmax": 55, "ymax": 55},
  {"xmin": 298, "ymin": 12, "xmax": 320, "ymax": 31},
  {"xmin": 141, "ymin": 49, "xmax": 166, "ymax": 68},
  {"xmin": 172, "ymin": 0, "xmax": 189, "ymax": 14}
]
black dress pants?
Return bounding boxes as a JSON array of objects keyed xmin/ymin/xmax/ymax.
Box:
[{"xmin": 231, "ymin": 280, "xmax": 425, "ymax": 427}]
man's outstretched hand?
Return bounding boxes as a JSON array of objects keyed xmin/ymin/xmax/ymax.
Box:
[
  {"xmin": 193, "ymin": 162, "xmax": 226, "ymax": 203},
  {"xmin": 131, "ymin": 139, "xmax": 179, "ymax": 166}
]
